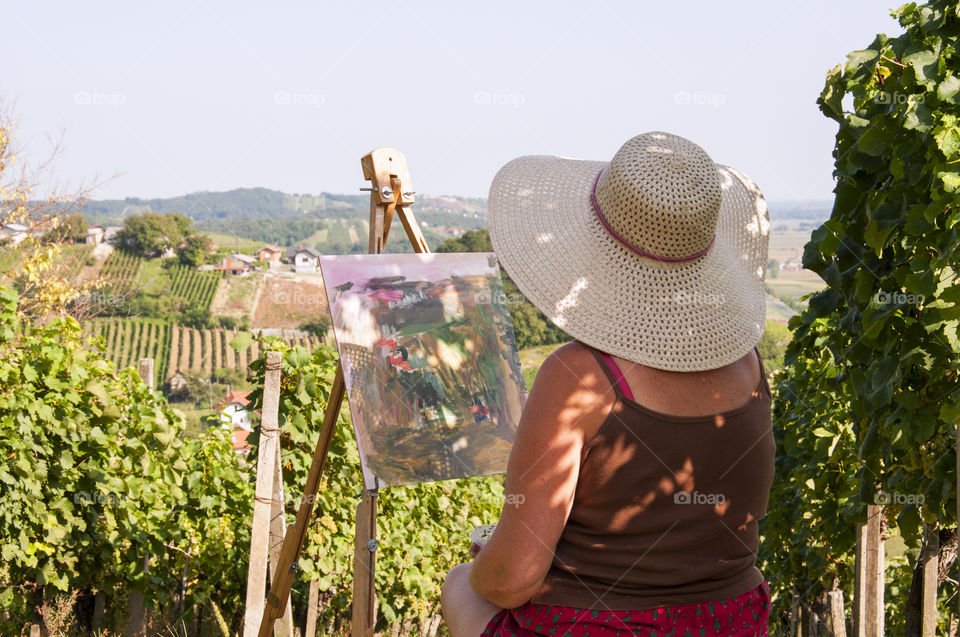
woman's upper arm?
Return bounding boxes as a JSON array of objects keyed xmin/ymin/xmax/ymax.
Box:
[{"xmin": 470, "ymin": 342, "xmax": 612, "ymax": 599}]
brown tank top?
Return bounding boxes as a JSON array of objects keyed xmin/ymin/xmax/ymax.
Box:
[{"xmin": 530, "ymin": 344, "xmax": 775, "ymax": 610}]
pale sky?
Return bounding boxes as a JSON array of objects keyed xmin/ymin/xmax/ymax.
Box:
[{"xmin": 2, "ymin": 1, "xmax": 900, "ymax": 204}]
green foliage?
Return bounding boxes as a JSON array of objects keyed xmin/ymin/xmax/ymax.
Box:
[
  {"xmin": 96, "ymin": 250, "xmax": 144, "ymax": 313},
  {"xmin": 761, "ymin": 1, "xmax": 960, "ymax": 631},
  {"xmin": 180, "ymin": 307, "xmax": 214, "ymax": 330},
  {"xmin": 211, "ymin": 366, "xmax": 249, "ymax": 387},
  {"xmin": 0, "ymin": 286, "xmax": 253, "ymax": 633},
  {"xmin": 42, "ymin": 213, "xmax": 88, "ymax": 244},
  {"xmin": 436, "ymin": 230, "xmax": 571, "ymax": 349},
  {"xmin": 166, "ymin": 264, "xmax": 221, "ymax": 311},
  {"xmin": 767, "ymin": 259, "xmax": 780, "ymax": 279},
  {"xmin": 434, "ymin": 229, "xmax": 493, "ymax": 253},
  {"xmin": 115, "ymin": 212, "xmax": 194, "ymax": 257},
  {"xmin": 757, "ymin": 320, "xmax": 791, "ymax": 374},
  {"xmin": 300, "ymin": 315, "xmax": 331, "ymax": 340},
  {"xmin": 178, "ymin": 234, "xmax": 213, "ymax": 267},
  {"xmin": 247, "ymin": 339, "xmax": 505, "ymax": 630}
]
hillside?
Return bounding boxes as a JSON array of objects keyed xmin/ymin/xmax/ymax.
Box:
[
  {"xmin": 80, "ymin": 187, "xmax": 486, "ymax": 224},
  {"xmin": 80, "ymin": 187, "xmax": 488, "ymax": 252},
  {"xmin": 79, "ymin": 188, "xmax": 824, "ymax": 252},
  {"xmin": 81, "ymin": 186, "xmax": 824, "ymax": 224}
]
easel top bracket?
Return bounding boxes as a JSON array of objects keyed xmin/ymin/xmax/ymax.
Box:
[{"xmin": 360, "ymin": 147, "xmax": 416, "ymax": 206}]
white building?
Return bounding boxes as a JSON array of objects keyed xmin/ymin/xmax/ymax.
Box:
[
  {"xmin": 0, "ymin": 223, "xmax": 28, "ymax": 245},
  {"xmin": 214, "ymin": 390, "xmax": 253, "ymax": 431},
  {"xmin": 286, "ymin": 246, "xmax": 322, "ymax": 273}
]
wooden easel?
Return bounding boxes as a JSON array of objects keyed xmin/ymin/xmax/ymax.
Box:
[{"xmin": 256, "ymin": 147, "xmax": 430, "ymax": 637}]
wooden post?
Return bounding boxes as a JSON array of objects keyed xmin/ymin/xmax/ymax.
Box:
[
  {"xmin": 827, "ymin": 590, "xmax": 848, "ymax": 637},
  {"xmin": 244, "ymin": 351, "xmax": 284, "ymax": 637},
  {"xmin": 351, "ymin": 490, "xmax": 378, "ymax": 636},
  {"xmin": 853, "ymin": 504, "xmax": 884, "ymax": 637},
  {"xmin": 126, "ymin": 358, "xmax": 156, "ymax": 637},
  {"xmin": 920, "ymin": 523, "xmax": 939, "ymax": 637},
  {"xmin": 92, "ymin": 591, "xmax": 106, "ymax": 633},
  {"xmin": 269, "ymin": 444, "xmax": 294, "ymax": 637},
  {"xmin": 790, "ymin": 592, "xmax": 801, "ymax": 637},
  {"xmin": 139, "ymin": 357, "xmax": 155, "ymax": 391},
  {"xmin": 304, "ymin": 579, "xmax": 320, "ymax": 637}
]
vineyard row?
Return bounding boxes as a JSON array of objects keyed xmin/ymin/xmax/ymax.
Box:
[{"xmin": 82, "ymin": 319, "xmax": 324, "ymax": 385}]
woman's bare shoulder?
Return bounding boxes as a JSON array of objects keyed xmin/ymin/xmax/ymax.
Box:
[
  {"xmin": 523, "ymin": 340, "xmax": 613, "ymax": 436},
  {"xmin": 540, "ymin": 341, "xmax": 601, "ymax": 381},
  {"xmin": 533, "ymin": 342, "xmax": 612, "ymax": 406}
]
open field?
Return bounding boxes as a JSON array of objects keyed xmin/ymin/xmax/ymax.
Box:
[
  {"xmin": 768, "ymin": 221, "xmax": 819, "ymax": 264},
  {"xmin": 203, "ymin": 231, "xmax": 263, "ymax": 252},
  {"xmin": 767, "ymin": 269, "xmax": 824, "ymax": 300},
  {"xmin": 250, "ymin": 273, "xmax": 328, "ymax": 329},
  {"xmin": 210, "ymin": 274, "xmax": 261, "ymax": 317}
]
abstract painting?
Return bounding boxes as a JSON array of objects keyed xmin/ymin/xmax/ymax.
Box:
[{"xmin": 318, "ymin": 252, "xmax": 526, "ymax": 489}]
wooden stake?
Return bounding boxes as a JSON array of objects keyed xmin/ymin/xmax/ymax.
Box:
[
  {"xmin": 853, "ymin": 504, "xmax": 884, "ymax": 637},
  {"xmin": 92, "ymin": 591, "xmax": 106, "ymax": 633},
  {"xmin": 139, "ymin": 358, "xmax": 155, "ymax": 391},
  {"xmin": 269, "ymin": 444, "xmax": 294, "ymax": 637},
  {"xmin": 305, "ymin": 579, "xmax": 320, "ymax": 637},
  {"xmin": 828, "ymin": 590, "xmax": 848, "ymax": 637},
  {"xmin": 244, "ymin": 351, "xmax": 284, "ymax": 637},
  {"xmin": 920, "ymin": 523, "xmax": 939, "ymax": 637}
]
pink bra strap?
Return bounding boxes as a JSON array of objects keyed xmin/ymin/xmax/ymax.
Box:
[{"xmin": 599, "ymin": 351, "xmax": 634, "ymax": 401}]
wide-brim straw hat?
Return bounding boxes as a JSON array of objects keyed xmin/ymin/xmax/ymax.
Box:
[{"xmin": 488, "ymin": 131, "xmax": 770, "ymax": 372}]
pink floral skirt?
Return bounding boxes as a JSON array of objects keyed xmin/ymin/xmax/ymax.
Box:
[{"xmin": 482, "ymin": 582, "xmax": 770, "ymax": 636}]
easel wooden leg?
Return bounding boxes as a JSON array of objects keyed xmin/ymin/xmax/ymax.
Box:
[
  {"xmin": 258, "ymin": 365, "xmax": 345, "ymax": 637},
  {"xmin": 352, "ymin": 490, "xmax": 378, "ymax": 636},
  {"xmin": 257, "ymin": 147, "xmax": 430, "ymax": 636}
]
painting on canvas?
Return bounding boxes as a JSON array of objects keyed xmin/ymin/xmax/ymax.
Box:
[{"xmin": 319, "ymin": 252, "xmax": 526, "ymax": 489}]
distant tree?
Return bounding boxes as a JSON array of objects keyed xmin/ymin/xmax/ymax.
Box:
[
  {"xmin": 180, "ymin": 307, "xmax": 214, "ymax": 329},
  {"xmin": 178, "ymin": 234, "xmax": 213, "ymax": 267},
  {"xmin": 116, "ymin": 212, "xmax": 192, "ymax": 257},
  {"xmin": 42, "ymin": 213, "xmax": 88, "ymax": 244},
  {"xmin": 300, "ymin": 316, "xmax": 331, "ymax": 340},
  {"xmin": 167, "ymin": 370, "xmax": 214, "ymax": 405},
  {"xmin": 766, "ymin": 259, "xmax": 780, "ymax": 279},
  {"xmin": 435, "ymin": 229, "xmax": 492, "ymax": 253},
  {"xmin": 436, "ymin": 229, "xmax": 570, "ymax": 349},
  {"xmin": 212, "ymin": 367, "xmax": 248, "ymax": 387},
  {"xmin": 756, "ymin": 319, "xmax": 791, "ymax": 373},
  {"xmin": 168, "ymin": 213, "xmax": 194, "ymax": 238}
]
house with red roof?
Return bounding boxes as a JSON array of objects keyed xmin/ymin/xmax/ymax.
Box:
[{"xmin": 214, "ymin": 390, "xmax": 253, "ymax": 431}]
